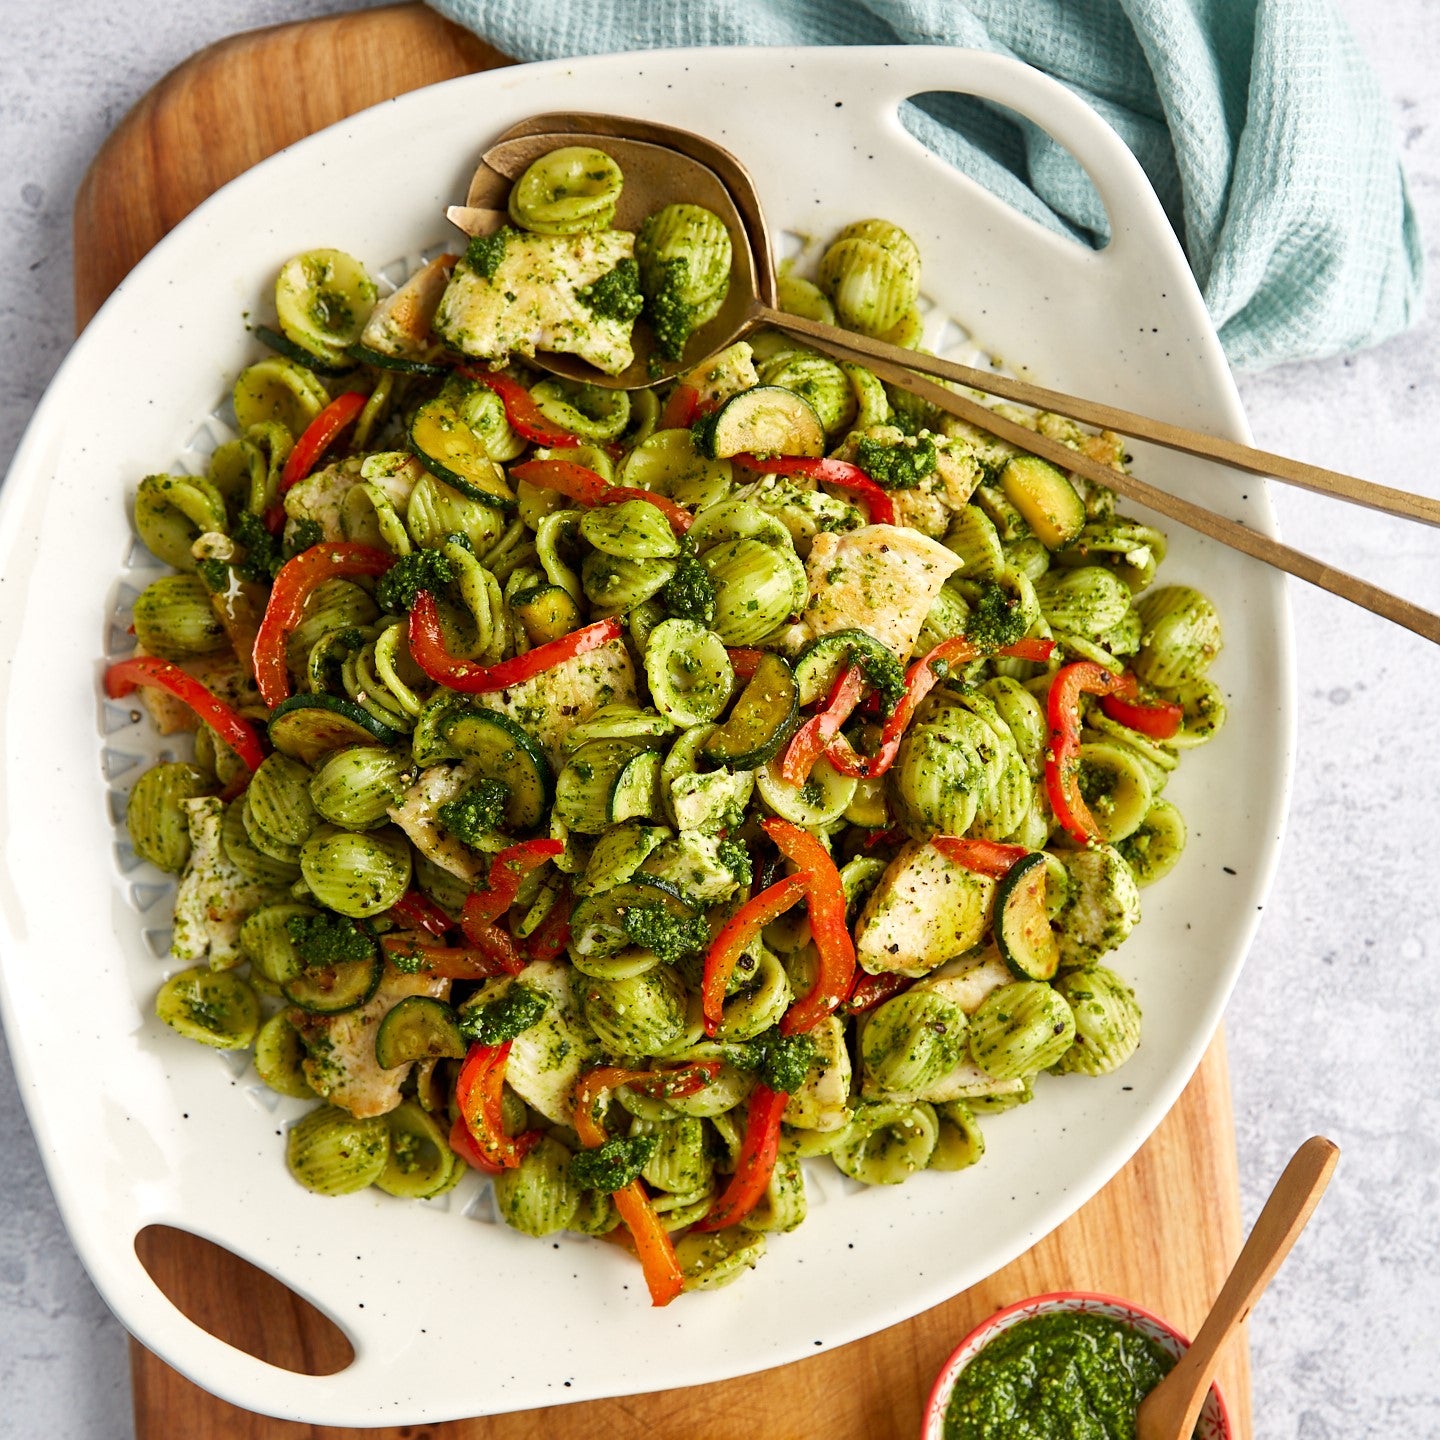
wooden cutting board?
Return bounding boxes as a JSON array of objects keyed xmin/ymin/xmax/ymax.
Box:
[{"xmin": 74, "ymin": 8, "xmax": 1254, "ymax": 1435}]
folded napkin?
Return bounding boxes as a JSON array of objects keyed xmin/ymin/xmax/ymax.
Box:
[{"xmin": 428, "ymin": 0, "xmax": 1422, "ymax": 370}]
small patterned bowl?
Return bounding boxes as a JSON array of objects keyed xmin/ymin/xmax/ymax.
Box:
[{"xmin": 921, "ymin": 1291, "xmax": 1232, "ymax": 1440}]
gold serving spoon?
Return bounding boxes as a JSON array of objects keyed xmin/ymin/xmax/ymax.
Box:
[
  {"xmin": 1136, "ymin": 1135, "xmax": 1339, "ymax": 1440},
  {"xmin": 450, "ymin": 116, "xmax": 1440, "ymax": 643}
]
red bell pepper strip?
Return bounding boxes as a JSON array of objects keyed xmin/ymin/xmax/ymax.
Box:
[
  {"xmin": 725, "ymin": 647, "xmax": 764, "ymax": 682},
  {"xmin": 105, "ymin": 656, "xmax": 266, "ymax": 776},
  {"xmin": 1045, "ymin": 660, "xmax": 1147, "ymax": 847},
  {"xmin": 526, "ymin": 885, "xmax": 573, "ymax": 963},
  {"xmin": 762, "ymin": 818, "xmax": 856, "ymax": 1036},
  {"xmin": 457, "ymin": 367, "xmax": 582, "ymax": 449},
  {"xmin": 779, "ymin": 663, "xmax": 866, "ymax": 786},
  {"xmin": 252, "ymin": 542, "xmax": 395, "ymax": 708},
  {"xmin": 1099, "ymin": 684, "xmax": 1184, "ymax": 740},
  {"xmin": 931, "ymin": 836, "xmax": 1031, "ymax": 879},
  {"xmin": 509, "ymin": 458, "xmax": 693, "ymax": 534},
  {"xmin": 731, "ymin": 454, "xmax": 896, "ymax": 526},
  {"xmin": 825, "ymin": 635, "xmax": 1056, "ymax": 781},
  {"xmin": 455, "ymin": 1041, "xmax": 542, "ymax": 1171},
  {"xmin": 844, "ymin": 970, "xmax": 913, "ymax": 1016},
  {"xmin": 467, "ymin": 838, "xmax": 565, "ymax": 925},
  {"xmin": 387, "ymin": 889, "xmax": 453, "ymax": 937},
  {"xmin": 572, "ymin": 1062, "xmax": 725, "ymax": 1146},
  {"xmin": 692, "ymin": 1083, "xmax": 789, "ymax": 1232},
  {"xmin": 448, "ymin": 1112, "xmax": 500, "ymax": 1173},
  {"xmin": 701, "ymin": 874, "xmax": 807, "ymax": 1037},
  {"xmin": 570, "ymin": 1065, "xmax": 710, "ymax": 1308},
  {"xmin": 658, "ymin": 382, "xmax": 701, "ymax": 431},
  {"xmin": 280, "ymin": 391, "xmax": 369, "ymax": 492},
  {"xmin": 456, "ymin": 906, "xmax": 526, "ymax": 976},
  {"xmin": 613, "ymin": 1182, "xmax": 686, "ymax": 1306},
  {"xmin": 380, "ymin": 934, "xmax": 513, "ymax": 981},
  {"xmin": 408, "ymin": 592, "xmax": 622, "ymax": 694}
]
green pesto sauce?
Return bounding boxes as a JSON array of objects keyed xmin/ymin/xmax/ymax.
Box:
[
  {"xmin": 943, "ymin": 1312, "xmax": 1181, "ymax": 1440},
  {"xmin": 464, "ymin": 226, "xmax": 515, "ymax": 282},
  {"xmin": 576, "ymin": 258, "xmax": 644, "ymax": 324},
  {"xmin": 854, "ymin": 434, "xmax": 937, "ymax": 490},
  {"xmin": 964, "ymin": 580, "xmax": 1028, "ymax": 652},
  {"xmin": 645, "ymin": 256, "xmax": 698, "ymax": 361}
]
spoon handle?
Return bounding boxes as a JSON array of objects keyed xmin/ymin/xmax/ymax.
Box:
[
  {"xmin": 757, "ymin": 309, "xmax": 1440, "ymax": 646},
  {"xmin": 1135, "ymin": 1136, "xmax": 1339, "ymax": 1440},
  {"xmin": 751, "ymin": 305, "xmax": 1440, "ymax": 529}
]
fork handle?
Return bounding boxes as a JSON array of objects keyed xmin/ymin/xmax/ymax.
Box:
[{"xmin": 754, "ymin": 305, "xmax": 1440, "ymax": 529}]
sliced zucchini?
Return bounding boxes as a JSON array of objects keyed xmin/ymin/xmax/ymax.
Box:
[
  {"xmin": 697, "ymin": 386, "xmax": 825, "ymax": 460},
  {"xmin": 347, "ymin": 341, "xmax": 446, "ymax": 376},
  {"xmin": 282, "ymin": 949, "xmax": 383, "ymax": 1015},
  {"xmin": 511, "ymin": 583, "xmax": 583, "ymax": 647},
  {"xmin": 374, "ymin": 996, "xmax": 466, "ymax": 1069},
  {"xmin": 610, "ymin": 749, "xmax": 664, "ymax": 824},
  {"xmin": 442, "ymin": 709, "xmax": 553, "ymax": 831},
  {"xmin": 993, "ymin": 852, "xmax": 1059, "ymax": 981},
  {"xmin": 1000, "ymin": 455, "xmax": 1086, "ymax": 550},
  {"xmin": 569, "ymin": 878, "xmax": 697, "ymax": 963},
  {"xmin": 702, "ymin": 651, "xmax": 798, "ymax": 769},
  {"xmin": 792, "ymin": 628, "xmax": 899, "ymax": 706},
  {"xmin": 409, "ymin": 396, "xmax": 517, "ymax": 509},
  {"xmin": 375, "ymin": 1101, "xmax": 457, "ymax": 1199},
  {"xmin": 269, "ymin": 694, "xmax": 401, "ymax": 765},
  {"xmin": 253, "ymin": 324, "xmax": 357, "ymax": 377},
  {"xmin": 556, "ymin": 737, "xmax": 660, "ymax": 835}
]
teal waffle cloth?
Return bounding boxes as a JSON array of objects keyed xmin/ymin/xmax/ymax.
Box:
[{"xmin": 427, "ymin": 0, "xmax": 1422, "ymax": 370}]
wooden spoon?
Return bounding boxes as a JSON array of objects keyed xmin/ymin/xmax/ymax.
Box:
[{"xmin": 1135, "ymin": 1135, "xmax": 1339, "ymax": 1440}]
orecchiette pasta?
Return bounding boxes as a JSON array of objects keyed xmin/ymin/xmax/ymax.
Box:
[{"xmin": 117, "ymin": 188, "xmax": 1222, "ymax": 1306}]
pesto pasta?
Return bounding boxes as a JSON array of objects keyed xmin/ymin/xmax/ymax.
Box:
[{"xmin": 113, "ymin": 176, "xmax": 1225, "ymax": 1306}]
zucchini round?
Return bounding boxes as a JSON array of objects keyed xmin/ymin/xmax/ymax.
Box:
[
  {"xmin": 698, "ymin": 386, "xmax": 825, "ymax": 460},
  {"xmin": 609, "ymin": 749, "xmax": 665, "ymax": 824},
  {"xmin": 347, "ymin": 341, "xmax": 446, "ymax": 376},
  {"xmin": 374, "ymin": 996, "xmax": 466, "ymax": 1068},
  {"xmin": 409, "ymin": 396, "xmax": 517, "ymax": 509},
  {"xmin": 282, "ymin": 944, "xmax": 383, "ymax": 1015},
  {"xmin": 701, "ymin": 651, "xmax": 798, "ymax": 770},
  {"xmin": 269, "ymin": 694, "xmax": 401, "ymax": 765},
  {"xmin": 792, "ymin": 628, "xmax": 899, "ymax": 706},
  {"xmin": 993, "ymin": 852, "xmax": 1059, "ymax": 982},
  {"xmin": 254, "ymin": 324, "xmax": 357, "ymax": 377},
  {"xmin": 1000, "ymin": 455, "xmax": 1086, "ymax": 550},
  {"xmin": 441, "ymin": 709, "xmax": 553, "ymax": 831}
]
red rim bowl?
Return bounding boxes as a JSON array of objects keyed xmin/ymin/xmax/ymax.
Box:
[{"xmin": 921, "ymin": 1290, "xmax": 1232, "ymax": 1439}]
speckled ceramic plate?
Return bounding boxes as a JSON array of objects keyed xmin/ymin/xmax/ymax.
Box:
[{"xmin": 0, "ymin": 46, "xmax": 1293, "ymax": 1426}]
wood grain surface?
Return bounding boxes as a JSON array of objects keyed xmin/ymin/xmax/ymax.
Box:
[{"xmin": 72, "ymin": 7, "xmax": 1254, "ymax": 1435}]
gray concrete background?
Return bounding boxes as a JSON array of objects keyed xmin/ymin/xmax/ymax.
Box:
[{"xmin": 2, "ymin": 2, "xmax": 1436, "ymax": 1434}]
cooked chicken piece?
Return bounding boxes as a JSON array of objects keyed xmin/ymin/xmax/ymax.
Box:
[
  {"xmin": 783, "ymin": 1016, "xmax": 852, "ymax": 1132},
  {"xmin": 360, "ymin": 254, "xmax": 455, "ymax": 362},
  {"xmin": 855, "ymin": 840, "xmax": 996, "ymax": 976},
  {"xmin": 888, "ymin": 443, "xmax": 983, "ymax": 538},
  {"xmin": 479, "ymin": 636, "xmax": 637, "ymax": 769},
  {"xmin": 387, "ymin": 763, "xmax": 489, "ymax": 884},
  {"xmin": 795, "ymin": 523, "xmax": 963, "ymax": 662},
  {"xmin": 434, "ymin": 230, "xmax": 637, "ymax": 376},
  {"xmin": 914, "ymin": 947, "xmax": 1014, "ymax": 1015},
  {"xmin": 460, "ymin": 960, "xmax": 600, "ymax": 1125},
  {"xmin": 293, "ymin": 967, "xmax": 451, "ymax": 1119},
  {"xmin": 170, "ymin": 797, "xmax": 287, "ymax": 968},
  {"xmin": 133, "ymin": 647, "xmax": 260, "ymax": 736}
]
